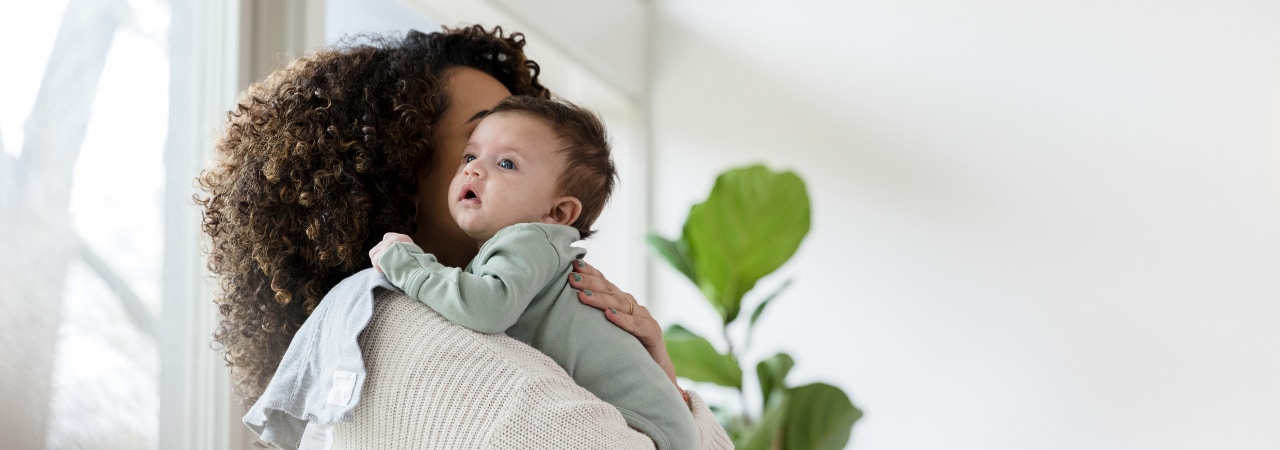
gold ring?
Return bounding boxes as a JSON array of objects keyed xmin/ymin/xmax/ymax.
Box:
[{"xmin": 625, "ymin": 297, "xmax": 635, "ymax": 315}]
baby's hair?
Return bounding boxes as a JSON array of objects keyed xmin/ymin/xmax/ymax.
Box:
[{"xmin": 487, "ymin": 96, "xmax": 616, "ymax": 239}]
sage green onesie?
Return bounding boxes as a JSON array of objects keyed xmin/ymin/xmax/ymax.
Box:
[{"xmin": 379, "ymin": 222, "xmax": 697, "ymax": 450}]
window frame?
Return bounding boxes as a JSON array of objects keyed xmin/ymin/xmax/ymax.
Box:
[{"xmin": 161, "ymin": 1, "xmax": 323, "ymax": 448}]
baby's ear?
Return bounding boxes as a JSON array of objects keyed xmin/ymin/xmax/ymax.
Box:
[{"xmin": 542, "ymin": 196, "xmax": 582, "ymax": 227}]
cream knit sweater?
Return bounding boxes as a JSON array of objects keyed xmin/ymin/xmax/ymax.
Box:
[{"xmin": 329, "ymin": 289, "xmax": 732, "ymax": 449}]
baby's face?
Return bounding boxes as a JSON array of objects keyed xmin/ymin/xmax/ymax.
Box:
[{"xmin": 449, "ymin": 111, "xmax": 568, "ymax": 243}]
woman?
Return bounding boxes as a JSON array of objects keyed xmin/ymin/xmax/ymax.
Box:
[{"xmin": 197, "ymin": 26, "xmax": 730, "ymax": 448}]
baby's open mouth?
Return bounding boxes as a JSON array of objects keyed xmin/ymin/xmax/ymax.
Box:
[{"xmin": 460, "ymin": 184, "xmax": 480, "ymax": 202}]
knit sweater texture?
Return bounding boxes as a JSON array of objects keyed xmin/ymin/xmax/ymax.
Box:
[
  {"xmin": 379, "ymin": 223, "xmax": 697, "ymax": 449},
  {"xmin": 329, "ymin": 289, "xmax": 732, "ymax": 449}
]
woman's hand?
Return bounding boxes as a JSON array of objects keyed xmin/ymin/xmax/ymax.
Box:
[{"xmin": 568, "ymin": 259, "xmax": 678, "ymax": 387}]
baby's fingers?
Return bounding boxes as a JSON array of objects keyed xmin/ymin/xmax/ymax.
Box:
[{"xmin": 368, "ymin": 233, "xmax": 410, "ymax": 272}]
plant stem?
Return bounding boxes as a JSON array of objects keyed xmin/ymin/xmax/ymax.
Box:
[{"xmin": 724, "ymin": 325, "xmax": 752, "ymax": 426}]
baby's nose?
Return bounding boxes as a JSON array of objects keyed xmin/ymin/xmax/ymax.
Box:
[{"xmin": 464, "ymin": 163, "xmax": 484, "ymax": 177}]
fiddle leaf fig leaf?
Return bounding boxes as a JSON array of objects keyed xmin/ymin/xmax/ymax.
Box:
[
  {"xmin": 782, "ymin": 383, "xmax": 862, "ymax": 450},
  {"xmin": 756, "ymin": 352, "xmax": 795, "ymax": 408},
  {"xmin": 663, "ymin": 325, "xmax": 742, "ymax": 389},
  {"xmin": 738, "ymin": 388, "xmax": 789, "ymax": 450},
  {"xmin": 645, "ymin": 232, "xmax": 696, "ymax": 283},
  {"xmin": 682, "ymin": 164, "xmax": 810, "ymax": 325}
]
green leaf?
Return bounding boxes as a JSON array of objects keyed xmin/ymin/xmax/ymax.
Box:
[
  {"xmin": 663, "ymin": 325, "xmax": 742, "ymax": 389},
  {"xmin": 738, "ymin": 389, "xmax": 789, "ymax": 450},
  {"xmin": 756, "ymin": 352, "xmax": 795, "ymax": 408},
  {"xmin": 782, "ymin": 383, "xmax": 862, "ymax": 450},
  {"xmin": 682, "ymin": 164, "xmax": 810, "ymax": 325},
  {"xmin": 645, "ymin": 232, "xmax": 696, "ymax": 283}
]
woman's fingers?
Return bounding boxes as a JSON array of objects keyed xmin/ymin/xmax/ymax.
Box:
[
  {"xmin": 568, "ymin": 265, "xmax": 659, "ymax": 345},
  {"xmin": 570, "ymin": 257, "xmax": 602, "ymax": 277},
  {"xmin": 573, "ymin": 277, "xmax": 665, "ymax": 347},
  {"xmin": 567, "ymin": 262, "xmax": 636, "ymax": 317},
  {"xmin": 594, "ymin": 295, "xmax": 660, "ymax": 344},
  {"xmin": 568, "ymin": 260, "xmax": 632, "ymax": 309}
]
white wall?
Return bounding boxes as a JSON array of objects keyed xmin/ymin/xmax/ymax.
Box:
[
  {"xmin": 648, "ymin": 1, "xmax": 1280, "ymax": 449},
  {"xmin": 488, "ymin": 0, "xmax": 647, "ymax": 101}
]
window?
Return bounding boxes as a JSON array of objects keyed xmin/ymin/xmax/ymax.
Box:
[
  {"xmin": 1, "ymin": 0, "xmax": 171, "ymax": 447},
  {"xmin": 1, "ymin": 0, "xmax": 242, "ymax": 448}
]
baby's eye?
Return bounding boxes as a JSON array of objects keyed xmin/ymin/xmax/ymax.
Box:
[
  {"xmin": 463, "ymin": 154, "xmax": 476, "ymax": 163},
  {"xmin": 498, "ymin": 159, "xmax": 516, "ymax": 170}
]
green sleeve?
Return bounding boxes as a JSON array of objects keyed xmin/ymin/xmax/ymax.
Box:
[{"xmin": 379, "ymin": 224, "xmax": 567, "ymax": 334}]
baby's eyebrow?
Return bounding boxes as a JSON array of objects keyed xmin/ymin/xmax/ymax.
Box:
[{"xmin": 467, "ymin": 109, "xmax": 490, "ymax": 123}]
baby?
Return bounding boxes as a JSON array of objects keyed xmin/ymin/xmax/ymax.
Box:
[{"xmin": 369, "ymin": 96, "xmax": 696, "ymax": 450}]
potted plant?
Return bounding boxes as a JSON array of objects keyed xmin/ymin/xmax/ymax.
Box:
[{"xmin": 648, "ymin": 164, "xmax": 861, "ymax": 449}]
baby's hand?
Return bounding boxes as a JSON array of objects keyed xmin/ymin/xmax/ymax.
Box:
[{"xmin": 369, "ymin": 232, "xmax": 415, "ymax": 273}]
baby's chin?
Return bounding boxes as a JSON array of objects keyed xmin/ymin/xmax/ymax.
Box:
[{"xmin": 461, "ymin": 227, "xmax": 495, "ymax": 245}]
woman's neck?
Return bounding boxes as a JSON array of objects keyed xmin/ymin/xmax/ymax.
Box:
[{"xmin": 413, "ymin": 225, "xmax": 480, "ymax": 267}]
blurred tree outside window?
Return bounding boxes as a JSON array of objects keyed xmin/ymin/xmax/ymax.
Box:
[{"xmin": 0, "ymin": 0, "xmax": 170, "ymax": 448}]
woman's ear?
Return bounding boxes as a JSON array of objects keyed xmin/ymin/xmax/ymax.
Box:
[{"xmin": 542, "ymin": 196, "xmax": 583, "ymax": 227}]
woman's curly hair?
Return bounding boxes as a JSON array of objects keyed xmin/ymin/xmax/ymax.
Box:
[{"xmin": 195, "ymin": 25, "xmax": 549, "ymax": 407}]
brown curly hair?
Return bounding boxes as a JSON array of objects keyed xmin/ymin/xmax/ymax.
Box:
[{"xmin": 195, "ymin": 25, "xmax": 550, "ymax": 407}]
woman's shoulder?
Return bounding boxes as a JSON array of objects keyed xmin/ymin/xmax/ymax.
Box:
[
  {"xmin": 363, "ymin": 288, "xmax": 567, "ymax": 375},
  {"xmin": 335, "ymin": 289, "xmax": 653, "ymax": 448}
]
